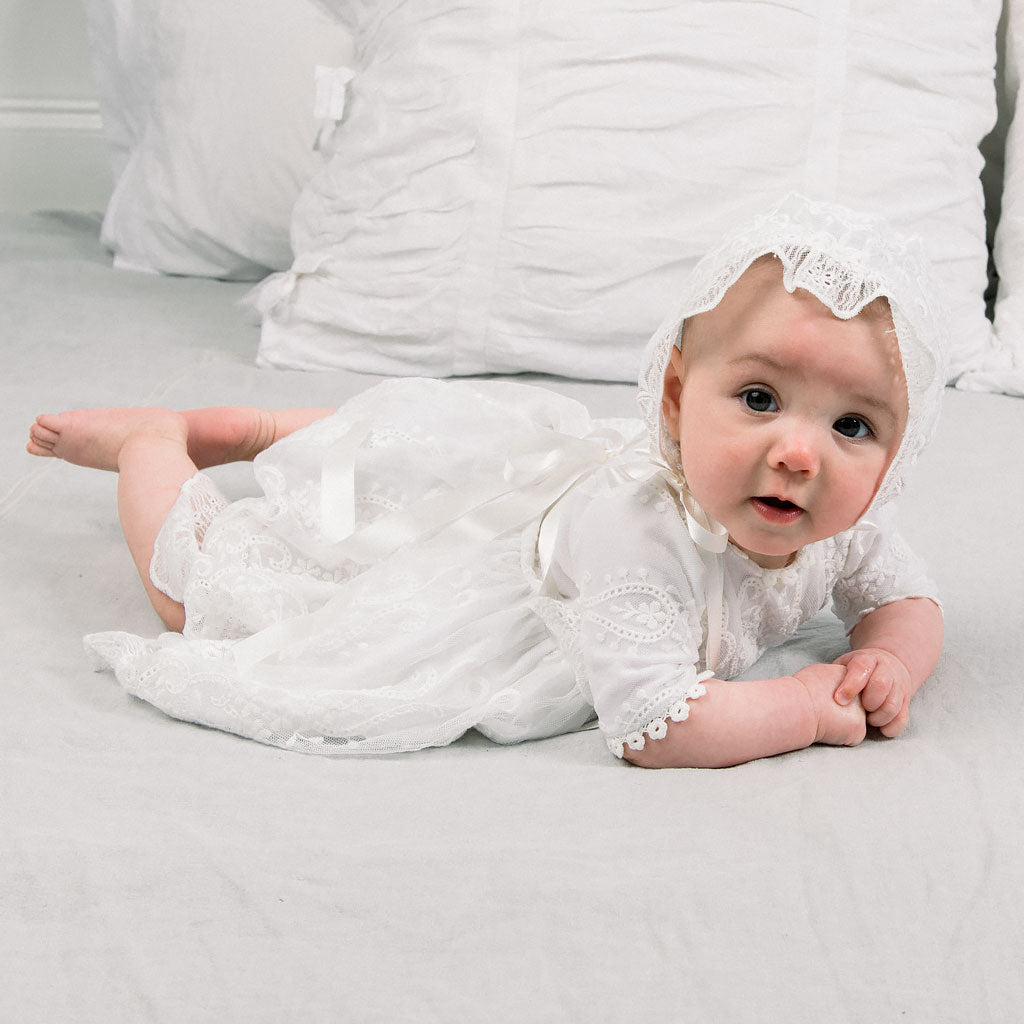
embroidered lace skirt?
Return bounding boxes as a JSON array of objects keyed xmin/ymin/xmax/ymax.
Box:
[{"xmin": 85, "ymin": 378, "xmax": 634, "ymax": 755}]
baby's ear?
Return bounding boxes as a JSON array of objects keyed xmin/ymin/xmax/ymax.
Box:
[{"xmin": 661, "ymin": 347, "xmax": 685, "ymax": 441}]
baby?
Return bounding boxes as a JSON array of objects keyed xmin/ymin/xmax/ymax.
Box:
[
  {"xmin": 27, "ymin": 195, "xmax": 946, "ymax": 766},
  {"xmin": 622, "ymin": 253, "xmax": 940, "ymax": 766}
]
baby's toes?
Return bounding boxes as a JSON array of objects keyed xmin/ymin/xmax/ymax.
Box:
[
  {"xmin": 34, "ymin": 413, "xmax": 63, "ymax": 433},
  {"xmin": 34, "ymin": 418, "xmax": 58, "ymax": 436},
  {"xmin": 27, "ymin": 420, "xmax": 59, "ymax": 456}
]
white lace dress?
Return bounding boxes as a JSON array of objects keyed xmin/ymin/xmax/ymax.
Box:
[
  {"xmin": 537, "ymin": 470, "xmax": 938, "ymax": 757},
  {"xmin": 85, "ymin": 377, "xmax": 938, "ymax": 758}
]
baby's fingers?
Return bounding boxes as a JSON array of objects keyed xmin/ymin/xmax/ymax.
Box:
[
  {"xmin": 865, "ymin": 685, "xmax": 904, "ymax": 724},
  {"xmin": 860, "ymin": 664, "xmax": 899, "ymax": 715},
  {"xmin": 876, "ymin": 699, "xmax": 910, "ymax": 738},
  {"xmin": 832, "ymin": 651, "xmax": 876, "ymax": 706}
]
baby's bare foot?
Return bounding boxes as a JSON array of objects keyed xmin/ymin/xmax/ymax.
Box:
[
  {"xmin": 27, "ymin": 408, "xmax": 187, "ymax": 471},
  {"xmin": 794, "ymin": 663, "xmax": 867, "ymax": 747}
]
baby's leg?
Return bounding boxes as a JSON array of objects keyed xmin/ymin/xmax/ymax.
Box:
[
  {"xmin": 29, "ymin": 405, "xmax": 336, "ymax": 470},
  {"xmin": 181, "ymin": 406, "xmax": 337, "ymax": 466},
  {"xmin": 116, "ymin": 417, "xmax": 197, "ymax": 631},
  {"xmin": 28, "ymin": 405, "xmax": 337, "ymax": 631},
  {"xmin": 28, "ymin": 408, "xmax": 195, "ymax": 630}
]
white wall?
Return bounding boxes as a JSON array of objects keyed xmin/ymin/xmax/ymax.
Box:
[{"xmin": 0, "ymin": 0, "xmax": 112, "ymax": 211}]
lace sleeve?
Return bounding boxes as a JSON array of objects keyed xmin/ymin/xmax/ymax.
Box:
[
  {"xmin": 831, "ymin": 512, "xmax": 940, "ymax": 634},
  {"xmin": 545, "ymin": 475, "xmax": 711, "ymax": 758}
]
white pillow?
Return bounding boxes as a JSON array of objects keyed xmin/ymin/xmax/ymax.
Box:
[
  {"xmin": 83, "ymin": 0, "xmax": 354, "ymax": 280},
  {"xmin": 257, "ymin": 0, "xmax": 1001, "ymax": 381},
  {"xmin": 970, "ymin": 3, "xmax": 1024, "ymax": 397}
]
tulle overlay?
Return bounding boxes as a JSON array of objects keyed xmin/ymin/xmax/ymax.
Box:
[{"xmin": 85, "ymin": 379, "xmax": 627, "ymax": 755}]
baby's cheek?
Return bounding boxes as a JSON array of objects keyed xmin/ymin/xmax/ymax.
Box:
[
  {"xmin": 680, "ymin": 448, "xmax": 726, "ymax": 499},
  {"xmin": 704, "ymin": 439, "xmax": 750, "ymax": 483},
  {"xmin": 829, "ymin": 476, "xmax": 878, "ymax": 532}
]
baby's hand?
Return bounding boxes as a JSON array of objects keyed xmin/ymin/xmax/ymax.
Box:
[
  {"xmin": 793, "ymin": 663, "xmax": 866, "ymax": 748},
  {"xmin": 832, "ymin": 648, "xmax": 912, "ymax": 737}
]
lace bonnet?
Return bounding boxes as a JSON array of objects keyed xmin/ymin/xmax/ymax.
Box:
[{"xmin": 635, "ymin": 193, "xmax": 949, "ymax": 518}]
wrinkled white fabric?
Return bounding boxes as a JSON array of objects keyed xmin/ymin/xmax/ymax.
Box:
[
  {"xmin": 85, "ymin": 0, "xmax": 354, "ymax": 279},
  {"xmin": 258, "ymin": 0, "xmax": 997, "ymax": 379},
  {"xmin": 88, "ymin": 381, "xmax": 609, "ymax": 754},
  {"xmin": 976, "ymin": 0, "xmax": 1024, "ymax": 397},
  {"xmin": 87, "ymin": 196, "xmax": 946, "ymax": 757}
]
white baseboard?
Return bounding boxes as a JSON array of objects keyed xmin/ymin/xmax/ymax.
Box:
[
  {"xmin": 0, "ymin": 98, "xmax": 104, "ymax": 131},
  {"xmin": 0, "ymin": 98, "xmax": 112, "ymax": 213}
]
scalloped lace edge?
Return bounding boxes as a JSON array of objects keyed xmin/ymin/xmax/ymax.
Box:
[{"xmin": 608, "ymin": 672, "xmax": 714, "ymax": 758}]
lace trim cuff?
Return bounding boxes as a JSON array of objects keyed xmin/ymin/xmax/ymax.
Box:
[
  {"xmin": 608, "ymin": 671, "xmax": 713, "ymax": 759},
  {"xmin": 841, "ymin": 591, "xmax": 943, "ymax": 635}
]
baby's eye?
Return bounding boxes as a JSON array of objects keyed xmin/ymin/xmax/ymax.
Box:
[
  {"xmin": 834, "ymin": 416, "xmax": 872, "ymax": 439},
  {"xmin": 741, "ymin": 389, "xmax": 778, "ymax": 413}
]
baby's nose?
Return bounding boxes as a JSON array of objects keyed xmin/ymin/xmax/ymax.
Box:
[{"xmin": 767, "ymin": 425, "xmax": 821, "ymax": 476}]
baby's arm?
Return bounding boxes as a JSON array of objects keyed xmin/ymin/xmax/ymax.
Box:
[
  {"xmin": 832, "ymin": 597, "xmax": 943, "ymax": 737},
  {"xmin": 622, "ymin": 664, "xmax": 866, "ymax": 769}
]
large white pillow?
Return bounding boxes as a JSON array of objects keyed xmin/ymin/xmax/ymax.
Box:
[
  {"xmin": 970, "ymin": 1, "xmax": 1024, "ymax": 397},
  {"xmin": 257, "ymin": 0, "xmax": 1001, "ymax": 381},
  {"xmin": 83, "ymin": 0, "xmax": 354, "ymax": 280}
]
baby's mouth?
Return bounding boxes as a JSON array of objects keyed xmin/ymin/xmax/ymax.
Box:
[{"xmin": 751, "ymin": 495, "xmax": 805, "ymax": 522}]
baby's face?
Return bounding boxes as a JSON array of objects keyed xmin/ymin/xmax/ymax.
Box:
[{"xmin": 662, "ymin": 260, "xmax": 908, "ymax": 569}]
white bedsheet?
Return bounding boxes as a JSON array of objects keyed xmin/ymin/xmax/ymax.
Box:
[{"xmin": 2, "ymin": 212, "xmax": 1022, "ymax": 1022}]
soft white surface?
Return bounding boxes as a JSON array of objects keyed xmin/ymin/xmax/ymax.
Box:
[
  {"xmin": 260, "ymin": 0, "xmax": 1000, "ymax": 381},
  {"xmin": 3, "ymin": 213, "xmax": 1023, "ymax": 1021},
  {"xmin": 82, "ymin": 0, "xmax": 353, "ymax": 279}
]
